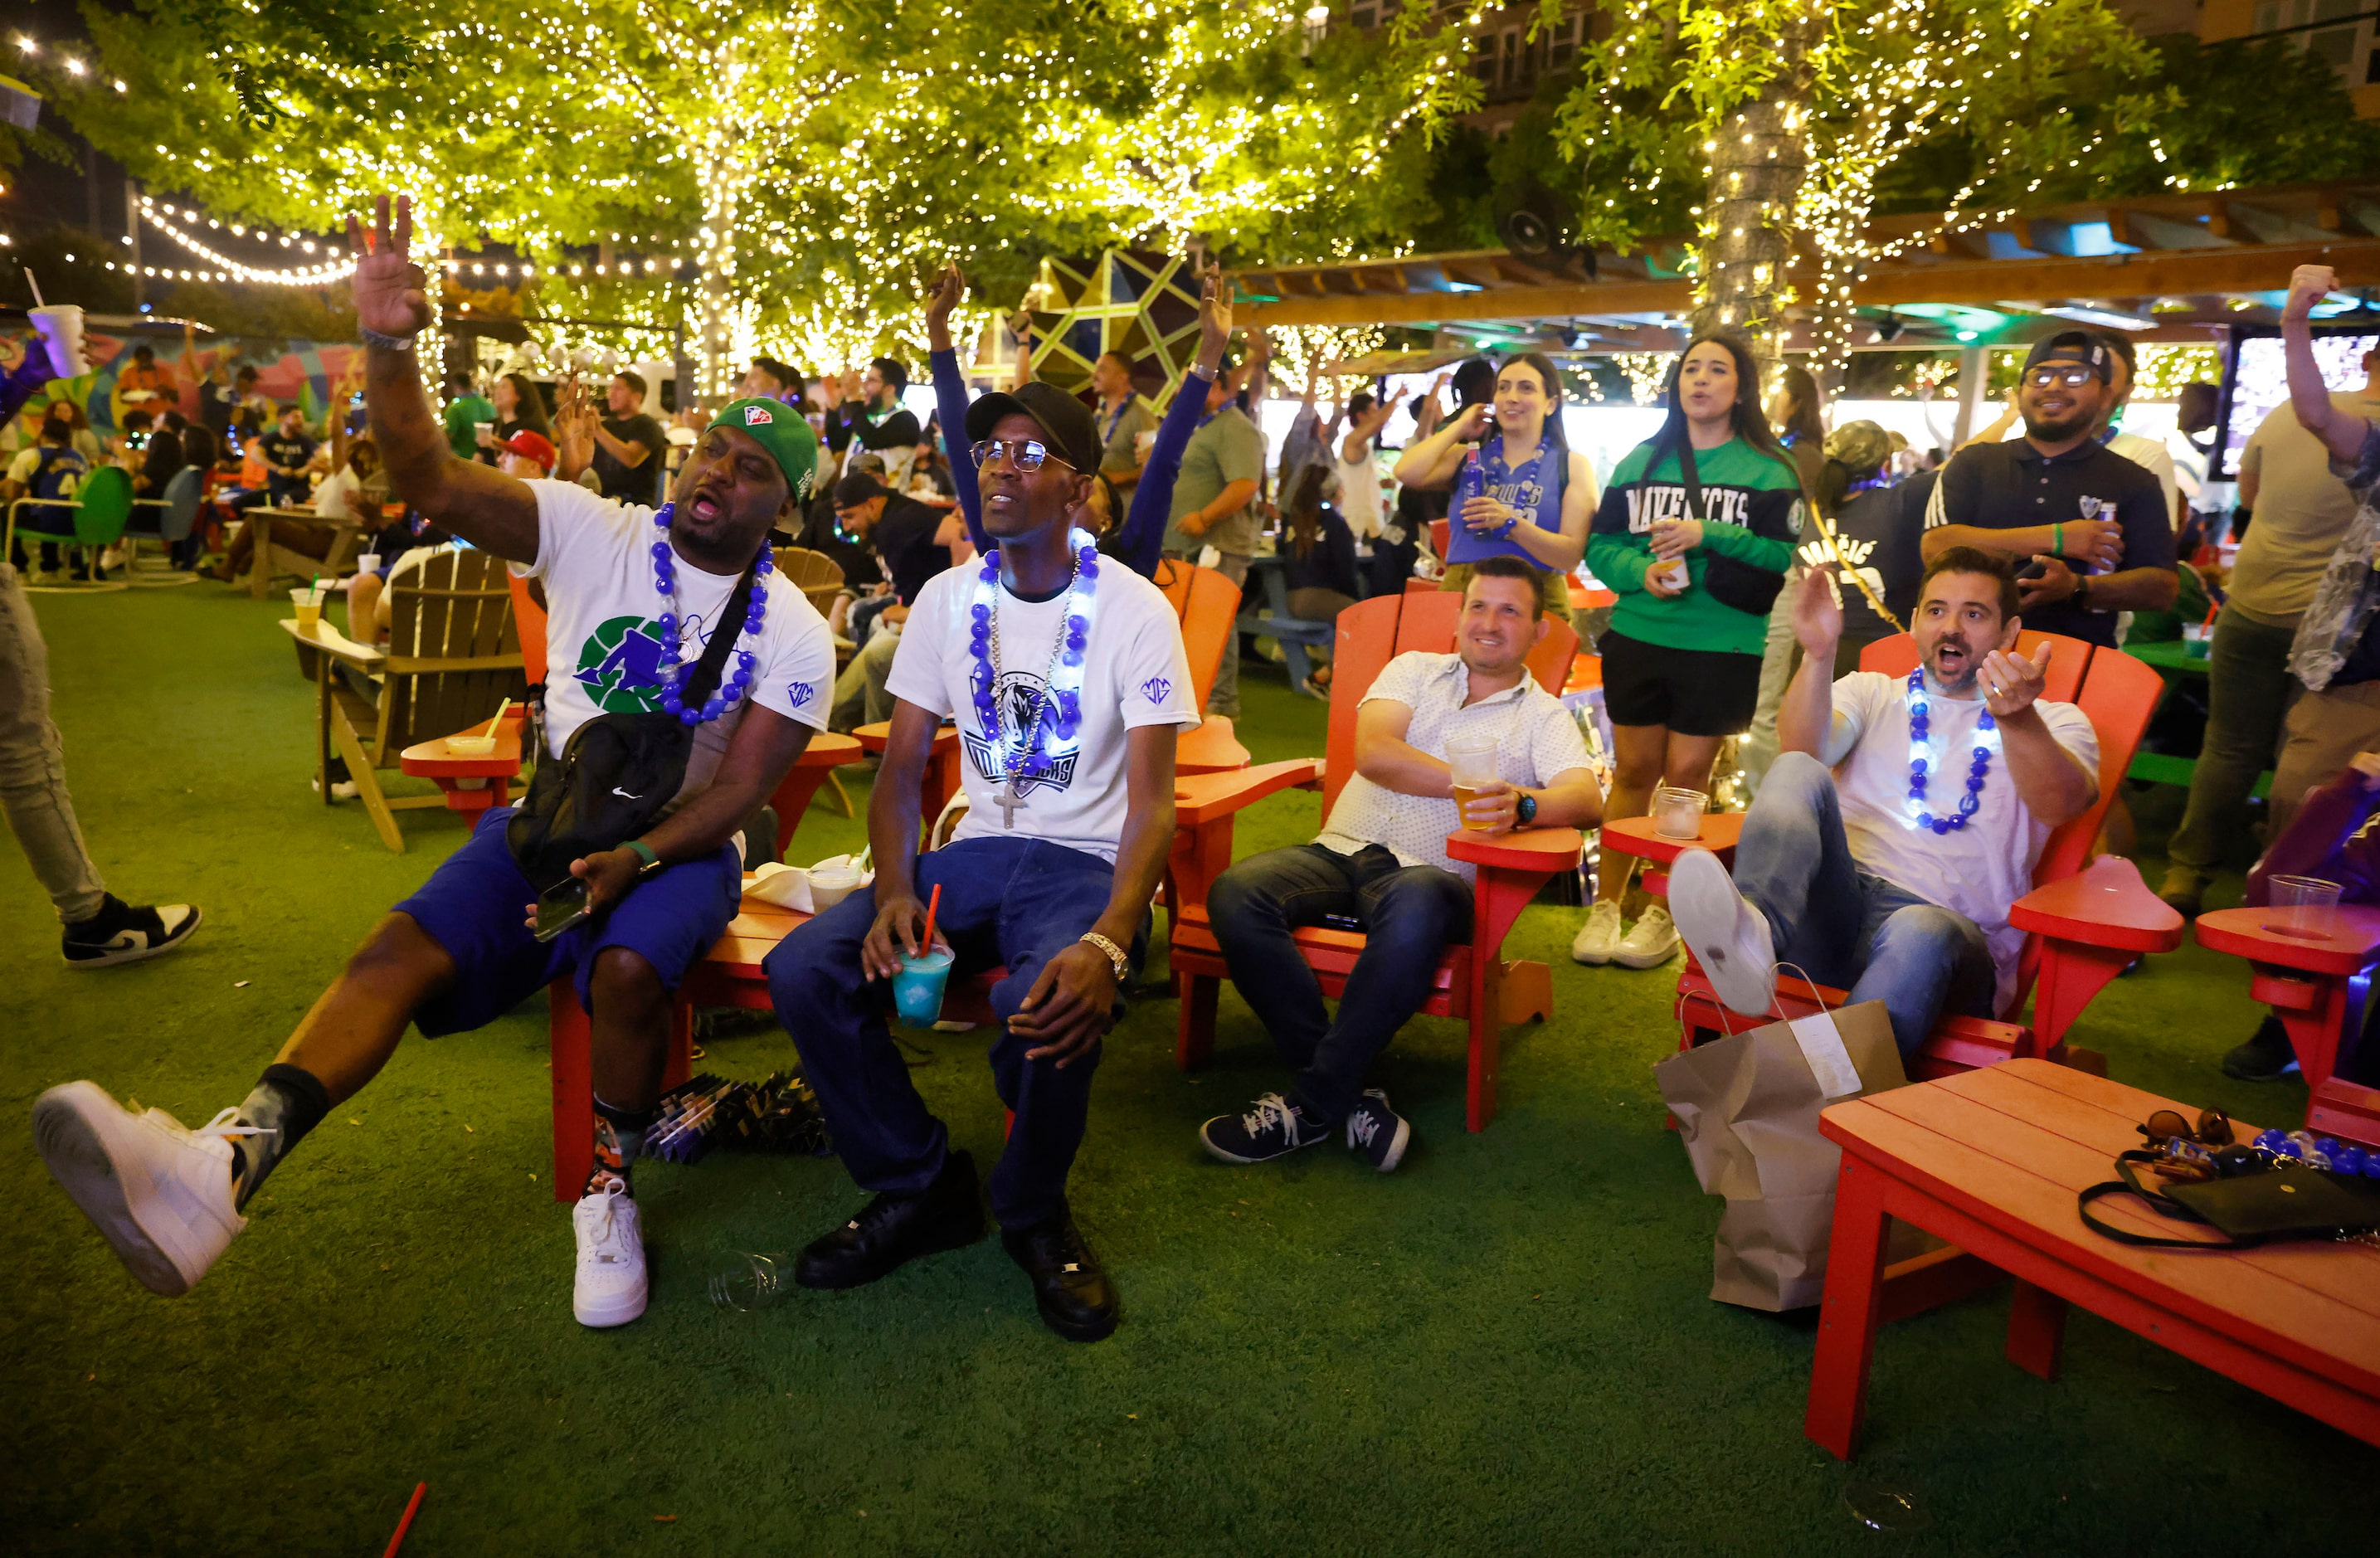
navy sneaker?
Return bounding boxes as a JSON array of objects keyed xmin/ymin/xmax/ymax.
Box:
[
  {"xmin": 1199, "ymin": 1093, "xmax": 1331, "ymax": 1165},
  {"xmin": 61, "ymin": 895, "xmax": 202, "ymax": 970},
  {"xmin": 1345, "ymin": 1088, "xmax": 1411, "ymax": 1172}
]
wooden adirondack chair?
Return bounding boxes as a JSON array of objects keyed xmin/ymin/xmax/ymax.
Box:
[
  {"xmin": 1672, "ymin": 630, "xmax": 2182, "ymax": 1078},
  {"xmin": 1166, "ymin": 588, "xmax": 1585, "ymax": 1132},
  {"xmin": 777, "ymin": 545, "xmax": 846, "ymax": 618},
  {"xmin": 304, "ymin": 548, "xmax": 528, "ymax": 852}
]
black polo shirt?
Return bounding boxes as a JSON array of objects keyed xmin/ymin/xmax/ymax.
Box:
[
  {"xmin": 869, "ymin": 494, "xmax": 952, "ymax": 605},
  {"xmin": 1926, "ymin": 436, "xmax": 2171, "ymax": 646}
]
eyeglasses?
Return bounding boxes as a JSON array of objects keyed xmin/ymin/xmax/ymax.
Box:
[
  {"xmin": 970, "ymin": 437, "xmax": 1075, "ymax": 473},
  {"xmin": 2024, "ymin": 366, "xmax": 2098, "ymax": 390}
]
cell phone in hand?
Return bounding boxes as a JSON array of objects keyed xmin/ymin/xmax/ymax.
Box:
[{"xmin": 533, "ymin": 876, "xmax": 591, "ymax": 943}]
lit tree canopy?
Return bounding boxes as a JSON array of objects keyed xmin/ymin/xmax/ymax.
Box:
[{"xmin": 46, "ymin": 0, "xmax": 1478, "ymax": 397}]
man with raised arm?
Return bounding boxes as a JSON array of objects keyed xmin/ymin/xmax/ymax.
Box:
[
  {"xmin": 32, "ymin": 196, "xmax": 835, "ymax": 1332},
  {"xmin": 1666, "ymin": 548, "xmax": 2101, "ymax": 1056},
  {"xmin": 764, "ymin": 368, "xmax": 1200, "ymax": 1344}
]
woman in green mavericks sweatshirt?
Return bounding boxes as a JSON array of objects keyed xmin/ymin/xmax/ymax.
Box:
[{"xmin": 1574, "ymin": 332, "xmax": 1807, "ymax": 971}]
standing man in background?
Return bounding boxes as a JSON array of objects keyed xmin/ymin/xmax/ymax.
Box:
[
  {"xmin": 1164, "ymin": 365, "xmax": 1263, "ymax": 718},
  {"xmin": 590, "ymin": 371, "xmax": 669, "ymax": 506},
  {"xmin": 1091, "ymin": 352, "xmax": 1154, "ymax": 496},
  {"xmin": 828, "ymin": 358, "xmax": 922, "ymax": 490},
  {"xmin": 2160, "ymin": 340, "xmax": 2380, "ymax": 918}
]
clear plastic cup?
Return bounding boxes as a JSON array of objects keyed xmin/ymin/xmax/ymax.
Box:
[
  {"xmin": 290, "ymin": 585, "xmax": 324, "ymax": 632},
  {"xmin": 2182, "ymin": 621, "xmax": 2212, "ymax": 659},
  {"xmin": 892, "ymin": 947, "xmax": 955, "ymax": 1026},
  {"xmin": 1652, "ymin": 784, "xmax": 1708, "ymax": 840},
  {"xmin": 2265, "ymin": 875, "xmax": 2343, "ymax": 940},
  {"xmin": 1447, "ymin": 733, "xmax": 1501, "ymax": 829}
]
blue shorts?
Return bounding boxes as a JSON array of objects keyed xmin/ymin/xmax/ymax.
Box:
[{"xmin": 393, "ymin": 806, "xmax": 742, "ymax": 1036}]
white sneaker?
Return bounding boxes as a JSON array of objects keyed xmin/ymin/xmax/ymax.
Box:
[
  {"xmin": 1570, "ymin": 899, "xmax": 1624, "ymax": 965},
  {"xmin": 310, "ymin": 776, "xmax": 360, "ymax": 801},
  {"xmin": 572, "ymin": 1181, "xmax": 648, "ymax": 1328},
  {"xmin": 31, "ymin": 1081, "xmax": 252, "ymax": 1296},
  {"xmin": 1611, "ymin": 903, "xmax": 1682, "ymax": 969},
  {"xmin": 1668, "ymin": 849, "xmax": 1778, "ymax": 1015}
]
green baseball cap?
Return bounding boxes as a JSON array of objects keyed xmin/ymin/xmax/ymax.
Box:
[{"xmin": 705, "ymin": 397, "xmax": 820, "ymax": 503}]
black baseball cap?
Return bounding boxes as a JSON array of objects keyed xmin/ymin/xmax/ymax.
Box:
[
  {"xmin": 963, "ymin": 380, "xmax": 1103, "ymax": 476},
  {"xmin": 834, "ymin": 470, "xmax": 887, "ymax": 509},
  {"xmin": 2022, "ymin": 331, "xmax": 2111, "ymax": 383}
]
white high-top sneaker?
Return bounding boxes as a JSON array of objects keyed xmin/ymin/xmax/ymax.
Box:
[
  {"xmin": 1570, "ymin": 899, "xmax": 1624, "ymax": 965},
  {"xmin": 1667, "ymin": 849, "xmax": 1779, "ymax": 1015},
  {"xmin": 32, "ymin": 1081, "xmax": 255, "ymax": 1297},
  {"xmin": 572, "ymin": 1180, "xmax": 648, "ymax": 1328}
]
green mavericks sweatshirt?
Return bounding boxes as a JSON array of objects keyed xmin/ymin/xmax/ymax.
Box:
[{"xmin": 1586, "ymin": 436, "xmax": 1804, "ymax": 656}]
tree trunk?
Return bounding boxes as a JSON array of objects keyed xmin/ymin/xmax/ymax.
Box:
[{"xmin": 1695, "ymin": 17, "xmax": 1819, "ymax": 368}]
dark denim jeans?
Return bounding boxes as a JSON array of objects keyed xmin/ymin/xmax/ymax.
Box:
[
  {"xmin": 1205, "ymin": 842, "xmax": 1472, "ymax": 1123},
  {"xmin": 1735, "ymin": 752, "xmax": 1997, "ymax": 1057},
  {"xmin": 762, "ymin": 836, "xmax": 1117, "ymax": 1231}
]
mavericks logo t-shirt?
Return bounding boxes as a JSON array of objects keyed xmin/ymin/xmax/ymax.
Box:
[
  {"xmin": 884, "ymin": 556, "xmax": 1200, "ymax": 864},
  {"xmin": 526, "ymin": 480, "xmax": 835, "ymax": 801},
  {"xmin": 1585, "ymin": 436, "xmax": 1803, "ymax": 656}
]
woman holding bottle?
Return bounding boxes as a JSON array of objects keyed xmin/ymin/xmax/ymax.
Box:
[
  {"xmin": 1572, "ymin": 333, "xmax": 1807, "ymax": 970},
  {"xmin": 1391, "ymin": 352, "xmax": 1596, "ymax": 623}
]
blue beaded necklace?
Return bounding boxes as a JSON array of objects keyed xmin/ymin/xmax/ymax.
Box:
[
  {"xmin": 966, "ymin": 529, "xmax": 1099, "ymax": 825},
  {"xmin": 1904, "ymin": 667, "xmax": 1998, "ymax": 835},
  {"xmin": 647, "ymin": 500, "xmax": 773, "ymax": 727}
]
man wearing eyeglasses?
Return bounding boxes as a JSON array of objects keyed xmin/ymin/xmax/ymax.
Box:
[
  {"xmin": 765, "ymin": 379, "xmax": 1200, "ymax": 1342},
  {"xmin": 1920, "ymin": 332, "xmax": 2177, "ymax": 646}
]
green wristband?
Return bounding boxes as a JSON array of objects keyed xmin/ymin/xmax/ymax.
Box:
[
  {"xmin": 623, "ymin": 839, "xmax": 660, "ymax": 874},
  {"xmin": 2051, "ymin": 522, "xmax": 2064, "ymax": 557}
]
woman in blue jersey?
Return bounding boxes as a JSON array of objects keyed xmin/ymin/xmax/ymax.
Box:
[{"xmin": 1391, "ymin": 352, "xmax": 1598, "ymax": 623}]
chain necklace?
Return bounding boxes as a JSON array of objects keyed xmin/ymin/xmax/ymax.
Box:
[{"xmin": 966, "ymin": 531, "xmax": 1098, "ymax": 826}]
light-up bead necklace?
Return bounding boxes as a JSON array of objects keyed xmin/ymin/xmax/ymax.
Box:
[
  {"xmin": 1904, "ymin": 667, "xmax": 1998, "ymax": 835},
  {"xmin": 648, "ymin": 500, "xmax": 773, "ymax": 727}
]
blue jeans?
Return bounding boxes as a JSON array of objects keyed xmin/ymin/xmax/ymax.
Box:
[
  {"xmin": 1205, "ymin": 843, "xmax": 1472, "ymax": 1123},
  {"xmin": 1734, "ymin": 752, "xmax": 1996, "ymax": 1057},
  {"xmin": 762, "ymin": 836, "xmax": 1119, "ymax": 1231}
]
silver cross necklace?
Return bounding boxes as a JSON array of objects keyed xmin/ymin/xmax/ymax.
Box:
[{"xmin": 986, "ymin": 556, "xmax": 1082, "ymax": 828}]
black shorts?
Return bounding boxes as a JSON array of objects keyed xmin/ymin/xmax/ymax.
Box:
[{"xmin": 1598, "ymin": 629, "xmax": 1763, "ymax": 737}]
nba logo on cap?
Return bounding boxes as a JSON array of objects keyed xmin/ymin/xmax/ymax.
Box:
[{"xmin": 745, "ymin": 405, "xmax": 774, "ymax": 426}]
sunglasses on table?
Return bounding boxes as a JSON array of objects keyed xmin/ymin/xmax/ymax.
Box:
[
  {"xmin": 970, "ymin": 437, "xmax": 1077, "ymax": 473},
  {"xmin": 2024, "ymin": 366, "xmax": 2100, "ymax": 389}
]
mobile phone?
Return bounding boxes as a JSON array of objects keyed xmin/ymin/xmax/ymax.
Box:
[
  {"xmin": 2015, "ymin": 559, "xmax": 2049, "ymax": 582},
  {"xmin": 533, "ymin": 876, "xmax": 591, "ymax": 942}
]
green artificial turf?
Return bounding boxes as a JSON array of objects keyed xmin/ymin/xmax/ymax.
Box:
[{"xmin": 2, "ymin": 584, "xmax": 2368, "ymax": 1555}]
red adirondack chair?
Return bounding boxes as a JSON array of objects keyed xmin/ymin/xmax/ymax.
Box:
[
  {"xmin": 1672, "ymin": 630, "xmax": 2182, "ymax": 1076},
  {"xmin": 1151, "ymin": 555, "xmax": 1250, "ymax": 773},
  {"xmin": 1166, "ymin": 589, "xmax": 1584, "ymax": 1132}
]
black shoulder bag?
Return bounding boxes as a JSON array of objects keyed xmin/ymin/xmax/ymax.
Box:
[
  {"xmin": 506, "ymin": 566, "xmax": 757, "ymax": 893},
  {"xmin": 2077, "ymin": 1149, "xmax": 2380, "ymax": 1249},
  {"xmin": 1674, "ymin": 436, "xmax": 1791, "ymax": 619}
]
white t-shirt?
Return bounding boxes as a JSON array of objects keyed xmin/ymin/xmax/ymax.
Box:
[
  {"xmin": 1335, "ymin": 439, "xmax": 1384, "ymax": 540},
  {"xmin": 525, "ymin": 480, "xmax": 835, "ymax": 793},
  {"xmin": 885, "ymin": 550, "xmax": 1199, "ymax": 863},
  {"xmin": 1821, "ymin": 670, "xmax": 2100, "ymax": 1015},
  {"xmin": 2106, "ymin": 431, "xmax": 2178, "ymax": 531},
  {"xmin": 1318, "ymin": 651, "xmax": 1594, "ymax": 883},
  {"xmin": 315, "ymin": 465, "xmax": 364, "ymax": 523}
]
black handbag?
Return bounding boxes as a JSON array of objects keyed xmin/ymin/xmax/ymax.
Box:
[
  {"xmin": 2077, "ymin": 1148, "xmax": 2380, "ymax": 1249},
  {"xmin": 1669, "ymin": 436, "xmax": 1788, "ymax": 619},
  {"xmin": 506, "ymin": 566, "xmax": 757, "ymax": 893}
]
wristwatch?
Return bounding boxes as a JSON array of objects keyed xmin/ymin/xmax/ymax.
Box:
[
  {"xmin": 1515, "ymin": 792, "xmax": 1537, "ymax": 826},
  {"xmin": 2072, "ymin": 573, "xmax": 2091, "ymax": 610}
]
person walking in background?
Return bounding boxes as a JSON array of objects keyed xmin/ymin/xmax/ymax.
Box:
[
  {"xmin": 1574, "ymin": 333, "xmax": 1805, "ymax": 971},
  {"xmin": 2160, "ymin": 338, "xmax": 2380, "ymax": 918},
  {"xmin": 1392, "ymin": 353, "xmax": 1595, "ymax": 624}
]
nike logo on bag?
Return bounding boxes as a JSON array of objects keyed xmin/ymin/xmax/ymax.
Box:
[{"xmin": 611, "ymin": 787, "xmax": 642, "ymax": 800}]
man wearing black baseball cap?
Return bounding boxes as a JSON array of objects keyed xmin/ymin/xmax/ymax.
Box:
[
  {"xmin": 961, "ymin": 378, "xmax": 1107, "ymax": 484},
  {"xmin": 826, "ymin": 467, "xmax": 966, "ymax": 731},
  {"xmin": 1920, "ymin": 329, "xmax": 2175, "ymax": 646}
]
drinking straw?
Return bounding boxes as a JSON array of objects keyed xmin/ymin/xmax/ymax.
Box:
[
  {"xmin": 2202, "ymin": 599, "xmax": 2219, "ymax": 628},
  {"xmin": 22, "ymin": 268, "xmax": 44, "ymax": 308},
  {"xmin": 382, "ymin": 1483, "xmax": 426, "ymax": 1557},
  {"xmin": 483, "ymin": 697, "xmax": 511, "ymax": 736},
  {"xmin": 920, "ymin": 882, "xmax": 942, "ymax": 956}
]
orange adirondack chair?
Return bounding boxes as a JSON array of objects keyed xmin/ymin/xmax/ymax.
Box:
[
  {"xmin": 1673, "ymin": 630, "xmax": 2182, "ymax": 1077},
  {"xmin": 1152, "ymin": 556, "xmax": 1250, "ymax": 773},
  {"xmin": 1166, "ymin": 589, "xmax": 1584, "ymax": 1132}
]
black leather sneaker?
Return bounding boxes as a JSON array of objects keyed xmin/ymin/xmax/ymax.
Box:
[
  {"xmin": 61, "ymin": 895, "xmax": 202, "ymax": 970},
  {"xmin": 2220, "ymin": 1015, "xmax": 2300, "ymax": 1083},
  {"xmin": 794, "ymin": 1148, "xmax": 984, "ymax": 1289},
  {"xmin": 1001, "ymin": 1210, "xmax": 1117, "ymax": 1342}
]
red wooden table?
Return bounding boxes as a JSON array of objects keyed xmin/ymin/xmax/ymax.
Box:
[
  {"xmin": 1807, "ymin": 1059, "xmax": 2380, "ymax": 1458},
  {"xmin": 2194, "ymin": 904, "xmax": 2380, "ymax": 1098},
  {"xmin": 1599, "ymin": 812, "xmax": 1744, "ymax": 898},
  {"xmin": 854, "ymin": 720, "xmax": 964, "ymax": 819}
]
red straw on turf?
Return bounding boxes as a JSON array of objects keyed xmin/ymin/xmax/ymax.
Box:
[
  {"xmin": 920, "ymin": 883, "xmax": 942, "ymax": 955},
  {"xmin": 383, "ymin": 1483, "xmax": 426, "ymax": 1557}
]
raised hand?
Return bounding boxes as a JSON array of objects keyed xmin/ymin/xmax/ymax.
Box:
[
  {"xmin": 1195, "ymin": 262, "xmax": 1233, "ymax": 371},
  {"xmin": 343, "ymin": 194, "xmax": 431, "ymax": 343},
  {"xmin": 1789, "ymin": 563, "xmax": 1842, "ymax": 654},
  {"xmin": 923, "ymin": 260, "xmax": 966, "ymax": 351},
  {"xmin": 1451, "ymin": 402, "xmax": 1492, "ymax": 441},
  {"xmin": 1980, "ymin": 640, "xmax": 2051, "ymax": 719},
  {"xmin": 2285, "ymin": 263, "xmax": 2338, "ymax": 324}
]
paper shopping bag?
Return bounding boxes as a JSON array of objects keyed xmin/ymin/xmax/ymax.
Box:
[{"xmin": 1654, "ymin": 1001, "xmax": 1908, "ymax": 1312}]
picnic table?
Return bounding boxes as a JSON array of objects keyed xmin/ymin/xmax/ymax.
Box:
[{"xmin": 1807, "ymin": 1059, "xmax": 2380, "ymax": 1458}]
